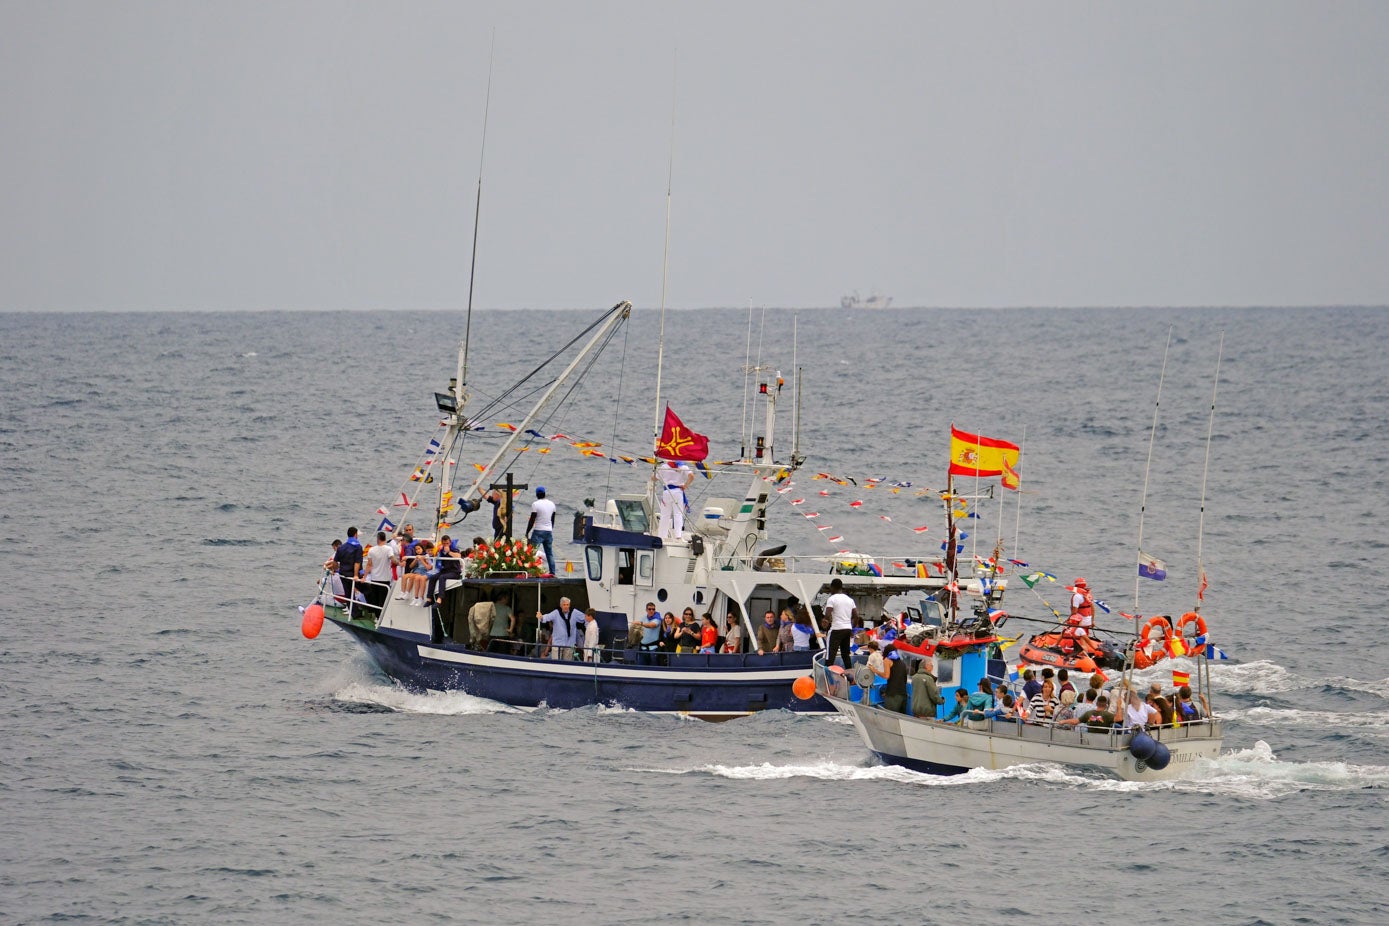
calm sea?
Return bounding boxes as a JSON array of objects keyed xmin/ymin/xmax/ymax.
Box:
[{"xmin": 2, "ymin": 306, "xmax": 1386, "ymax": 925}]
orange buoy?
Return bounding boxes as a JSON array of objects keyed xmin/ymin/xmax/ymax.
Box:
[
  {"xmin": 302, "ymin": 602, "xmax": 325, "ymax": 639},
  {"xmin": 1075, "ymin": 656, "xmax": 1097, "ymax": 673},
  {"xmin": 792, "ymin": 675, "xmax": 817, "ymax": 700}
]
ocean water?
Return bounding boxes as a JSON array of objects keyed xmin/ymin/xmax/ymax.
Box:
[{"xmin": 2, "ymin": 305, "xmax": 1387, "ymax": 925}]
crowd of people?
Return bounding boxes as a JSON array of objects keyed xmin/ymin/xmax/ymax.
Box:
[{"xmin": 878, "ymin": 659, "xmax": 1211, "ymax": 732}]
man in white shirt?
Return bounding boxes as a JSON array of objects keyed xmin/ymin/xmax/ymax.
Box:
[
  {"xmin": 656, "ymin": 460, "xmax": 694, "ymax": 539},
  {"xmin": 582, "ymin": 608, "xmax": 601, "ymax": 662},
  {"xmin": 823, "ymin": 577, "xmax": 858, "ymax": 670},
  {"xmin": 526, "ymin": 486, "xmax": 558, "ymax": 574},
  {"xmin": 361, "ymin": 530, "xmax": 400, "ymax": 617}
]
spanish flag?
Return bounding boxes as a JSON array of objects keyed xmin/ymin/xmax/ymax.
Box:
[
  {"xmin": 1172, "ymin": 669, "xmax": 1191, "ymax": 687},
  {"xmin": 949, "ymin": 425, "xmax": 1020, "ymax": 479},
  {"xmin": 1002, "ymin": 456, "xmax": 1021, "ymax": 491}
]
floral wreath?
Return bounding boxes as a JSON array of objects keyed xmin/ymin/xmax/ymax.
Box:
[{"xmin": 466, "ymin": 538, "xmax": 547, "ymax": 577}]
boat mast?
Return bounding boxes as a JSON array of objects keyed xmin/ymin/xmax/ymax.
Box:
[
  {"xmin": 1194, "ymin": 332, "xmax": 1222, "ymax": 615},
  {"xmin": 1195, "ymin": 333, "xmax": 1223, "ymax": 696},
  {"xmin": 458, "ymin": 30, "xmax": 495, "ymax": 409},
  {"xmin": 792, "ymin": 315, "xmax": 803, "ymax": 467},
  {"xmin": 439, "ymin": 35, "xmax": 495, "ymax": 533},
  {"xmin": 650, "ymin": 59, "xmax": 677, "ymax": 448},
  {"xmin": 1133, "ymin": 326, "xmax": 1173, "ymax": 613},
  {"xmin": 740, "ymin": 304, "xmax": 753, "ymax": 459}
]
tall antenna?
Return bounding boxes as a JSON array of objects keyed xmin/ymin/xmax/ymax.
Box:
[
  {"xmin": 741, "ymin": 302, "xmax": 754, "ymax": 458},
  {"xmin": 650, "ymin": 54, "xmax": 677, "ymax": 444},
  {"xmin": 1133, "ymin": 325, "xmax": 1174, "ymax": 612},
  {"xmin": 792, "ymin": 314, "xmax": 801, "ymax": 463},
  {"xmin": 1195, "ymin": 332, "xmax": 1224, "ymax": 613},
  {"xmin": 459, "ymin": 29, "xmax": 496, "ymax": 396}
]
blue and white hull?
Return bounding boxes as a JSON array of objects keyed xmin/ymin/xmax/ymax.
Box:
[{"xmin": 331, "ymin": 615, "xmax": 829, "ymax": 717}]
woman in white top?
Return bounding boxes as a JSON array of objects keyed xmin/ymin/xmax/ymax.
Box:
[{"xmin": 1123, "ymin": 691, "xmax": 1156, "ymax": 730}]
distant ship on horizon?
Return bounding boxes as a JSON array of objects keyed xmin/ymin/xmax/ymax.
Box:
[{"xmin": 840, "ymin": 289, "xmax": 893, "ymax": 309}]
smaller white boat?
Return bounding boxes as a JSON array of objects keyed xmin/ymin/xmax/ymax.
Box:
[
  {"xmin": 840, "ymin": 290, "xmax": 892, "ymax": 309},
  {"xmin": 809, "ymin": 645, "xmax": 1223, "ymax": 782}
]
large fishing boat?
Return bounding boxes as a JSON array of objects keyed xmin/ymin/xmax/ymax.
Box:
[{"xmin": 300, "ymin": 301, "xmax": 1005, "ymax": 718}]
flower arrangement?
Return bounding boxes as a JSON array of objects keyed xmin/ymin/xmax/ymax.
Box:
[{"xmin": 466, "ymin": 538, "xmax": 547, "ymax": 577}]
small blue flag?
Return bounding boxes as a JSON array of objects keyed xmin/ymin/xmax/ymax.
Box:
[
  {"xmin": 1094, "ymin": 598, "xmax": 1111, "ymax": 614},
  {"xmin": 1138, "ymin": 552, "xmax": 1167, "ymax": 581},
  {"xmin": 377, "ymin": 517, "xmax": 396, "ymax": 534},
  {"xmin": 1206, "ymin": 645, "xmax": 1229, "ymax": 661}
]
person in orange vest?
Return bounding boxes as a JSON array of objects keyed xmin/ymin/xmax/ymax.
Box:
[
  {"xmin": 1061, "ymin": 577, "xmax": 1095, "ymax": 655},
  {"xmin": 1069, "ymin": 578, "xmax": 1095, "ymax": 634}
]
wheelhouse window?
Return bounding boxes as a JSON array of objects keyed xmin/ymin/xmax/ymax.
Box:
[
  {"xmin": 617, "ymin": 548, "xmax": 635, "ymax": 585},
  {"xmin": 614, "ymin": 498, "xmax": 649, "ymax": 533},
  {"xmin": 585, "ymin": 545, "xmax": 602, "ymax": 581}
]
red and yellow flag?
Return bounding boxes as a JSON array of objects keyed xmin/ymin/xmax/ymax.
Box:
[
  {"xmin": 949, "ymin": 425, "xmax": 1020, "ymax": 478},
  {"xmin": 656, "ymin": 406, "xmax": 709, "ymax": 462},
  {"xmin": 1001, "ymin": 456, "xmax": 1021, "ymax": 491},
  {"xmin": 1172, "ymin": 669, "xmax": 1191, "ymax": 687}
]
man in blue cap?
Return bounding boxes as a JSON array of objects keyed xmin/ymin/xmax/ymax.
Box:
[{"xmin": 526, "ymin": 486, "xmax": 557, "ymax": 575}]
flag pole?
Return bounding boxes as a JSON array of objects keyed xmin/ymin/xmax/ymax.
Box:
[
  {"xmin": 650, "ymin": 54, "xmax": 677, "ymax": 450},
  {"xmin": 1011, "ymin": 425, "xmax": 1026, "ymax": 565},
  {"xmin": 1133, "ymin": 326, "xmax": 1174, "ymax": 614},
  {"xmin": 945, "ymin": 435, "xmax": 958, "ymax": 626}
]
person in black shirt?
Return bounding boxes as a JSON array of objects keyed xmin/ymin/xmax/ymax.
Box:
[
  {"xmin": 333, "ymin": 527, "xmax": 363, "ymax": 619},
  {"xmin": 881, "ymin": 644, "xmax": 909, "ymax": 713}
]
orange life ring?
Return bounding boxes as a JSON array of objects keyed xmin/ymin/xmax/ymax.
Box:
[
  {"xmin": 1135, "ymin": 616, "xmax": 1173, "ymax": 667},
  {"xmin": 1175, "ymin": 612, "xmax": 1208, "ymax": 656},
  {"xmin": 1138, "ymin": 616, "xmax": 1172, "ymax": 648}
]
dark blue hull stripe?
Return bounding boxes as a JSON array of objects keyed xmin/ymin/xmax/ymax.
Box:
[
  {"xmin": 331, "ymin": 619, "xmax": 829, "ymax": 714},
  {"xmin": 872, "ymin": 751, "xmax": 972, "ymax": 777}
]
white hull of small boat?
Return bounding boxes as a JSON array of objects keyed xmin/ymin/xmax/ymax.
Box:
[{"xmin": 823, "ymin": 690, "xmax": 1223, "ymax": 782}]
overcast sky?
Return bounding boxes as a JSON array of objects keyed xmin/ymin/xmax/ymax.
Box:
[{"xmin": 3, "ymin": 1, "xmax": 1388, "ymax": 311}]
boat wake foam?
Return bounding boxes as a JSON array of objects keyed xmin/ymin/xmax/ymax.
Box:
[
  {"xmin": 636, "ymin": 742, "xmax": 1389, "ymax": 798},
  {"xmin": 1181, "ymin": 740, "xmax": 1389, "ymax": 798},
  {"xmin": 1220, "ymin": 705, "xmax": 1389, "ymax": 732},
  {"xmin": 999, "ymin": 741, "xmax": 1389, "ymax": 798},
  {"xmin": 330, "ymin": 681, "xmax": 518, "ymax": 716},
  {"xmin": 635, "ymin": 760, "xmax": 992, "ymax": 786},
  {"xmin": 1207, "ymin": 660, "xmax": 1389, "ymax": 698}
]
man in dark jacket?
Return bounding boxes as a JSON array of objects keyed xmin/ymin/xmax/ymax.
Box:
[{"xmin": 910, "ymin": 658, "xmax": 945, "ymax": 719}]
